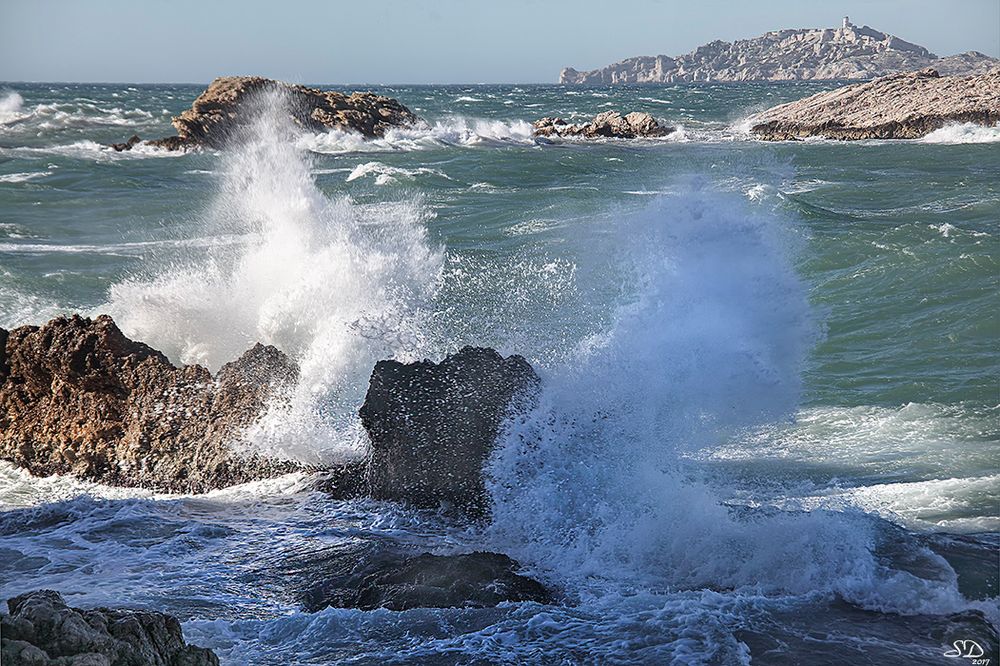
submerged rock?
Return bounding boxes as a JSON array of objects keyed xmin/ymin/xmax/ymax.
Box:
[
  {"xmin": 533, "ymin": 111, "xmax": 674, "ymax": 139},
  {"xmin": 291, "ymin": 541, "xmax": 551, "ymax": 612},
  {"xmin": 0, "ymin": 314, "xmax": 300, "ymax": 492},
  {"xmin": 751, "ymin": 67, "xmax": 1000, "ymax": 140},
  {"xmin": 112, "ymin": 76, "xmax": 421, "ymax": 151},
  {"xmin": 320, "ymin": 347, "xmax": 538, "ymax": 517},
  {"xmin": 109, "ymin": 134, "xmax": 141, "ymax": 152},
  {"xmin": 0, "ymin": 589, "xmax": 218, "ymax": 666}
]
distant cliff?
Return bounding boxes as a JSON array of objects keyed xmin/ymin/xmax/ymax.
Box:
[{"xmin": 560, "ymin": 19, "xmax": 999, "ymax": 84}]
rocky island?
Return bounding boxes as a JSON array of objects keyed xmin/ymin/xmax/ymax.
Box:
[
  {"xmin": 112, "ymin": 76, "xmax": 421, "ymax": 151},
  {"xmin": 560, "ymin": 18, "xmax": 998, "ymax": 84},
  {"xmin": 533, "ymin": 111, "xmax": 674, "ymax": 139},
  {"xmin": 750, "ymin": 67, "xmax": 1000, "ymax": 140}
]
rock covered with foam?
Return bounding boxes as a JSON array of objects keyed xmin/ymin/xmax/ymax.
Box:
[
  {"xmin": 751, "ymin": 67, "xmax": 1000, "ymax": 140},
  {"xmin": 0, "ymin": 314, "xmax": 300, "ymax": 492},
  {"xmin": 0, "ymin": 589, "xmax": 219, "ymax": 666},
  {"xmin": 113, "ymin": 76, "xmax": 421, "ymax": 151},
  {"xmin": 533, "ymin": 111, "xmax": 675, "ymax": 139}
]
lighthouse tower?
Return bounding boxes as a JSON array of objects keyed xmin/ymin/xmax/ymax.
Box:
[{"xmin": 843, "ymin": 16, "xmax": 851, "ymax": 29}]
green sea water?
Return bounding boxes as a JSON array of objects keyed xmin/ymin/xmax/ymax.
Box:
[{"xmin": 0, "ymin": 81, "xmax": 997, "ymax": 664}]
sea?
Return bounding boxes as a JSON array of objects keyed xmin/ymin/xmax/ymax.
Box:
[{"xmin": 0, "ymin": 81, "xmax": 998, "ymax": 665}]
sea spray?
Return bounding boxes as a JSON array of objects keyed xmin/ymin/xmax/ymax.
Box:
[
  {"xmin": 0, "ymin": 90, "xmax": 25, "ymax": 125},
  {"xmin": 486, "ymin": 185, "xmax": 970, "ymax": 615},
  {"xmin": 103, "ymin": 90, "xmax": 444, "ymax": 462}
]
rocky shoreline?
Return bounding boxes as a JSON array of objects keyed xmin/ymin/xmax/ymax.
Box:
[
  {"xmin": 560, "ymin": 20, "xmax": 998, "ymax": 84},
  {"xmin": 0, "ymin": 315, "xmax": 302, "ymax": 493},
  {"xmin": 751, "ymin": 67, "xmax": 1000, "ymax": 141},
  {"xmin": 2, "ymin": 590, "xmax": 218, "ymax": 666},
  {"xmin": 0, "ymin": 314, "xmax": 552, "ymax": 627}
]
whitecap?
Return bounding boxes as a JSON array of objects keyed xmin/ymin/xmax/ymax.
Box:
[
  {"xmin": 345, "ymin": 161, "xmax": 452, "ymax": 184},
  {"xmin": 299, "ymin": 116, "xmax": 537, "ymax": 154},
  {"xmin": 0, "ymin": 171, "xmax": 47, "ymax": 183},
  {"xmin": 920, "ymin": 122, "xmax": 1000, "ymax": 144}
]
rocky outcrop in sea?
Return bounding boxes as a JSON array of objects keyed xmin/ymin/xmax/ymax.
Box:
[
  {"xmin": 0, "ymin": 315, "xmax": 301, "ymax": 492},
  {"xmin": 112, "ymin": 76, "xmax": 420, "ymax": 151},
  {"xmin": 0, "ymin": 315, "xmax": 554, "ymax": 620},
  {"xmin": 2, "ymin": 315, "xmax": 542, "ymax": 520},
  {"xmin": 560, "ymin": 19, "xmax": 999, "ymax": 84},
  {"xmin": 750, "ymin": 67, "xmax": 1000, "ymax": 140},
  {"xmin": 533, "ymin": 111, "xmax": 674, "ymax": 139},
  {"xmin": 342, "ymin": 346, "xmax": 540, "ymax": 518},
  {"xmin": 1, "ymin": 590, "xmax": 218, "ymax": 666}
]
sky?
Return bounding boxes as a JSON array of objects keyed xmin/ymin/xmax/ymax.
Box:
[{"xmin": 1, "ymin": 0, "xmax": 997, "ymax": 83}]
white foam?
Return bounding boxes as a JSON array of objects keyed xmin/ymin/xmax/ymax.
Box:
[
  {"xmin": 0, "ymin": 90, "xmax": 25, "ymax": 125},
  {"xmin": 103, "ymin": 90, "xmax": 444, "ymax": 464},
  {"xmin": 299, "ymin": 116, "xmax": 537, "ymax": 154},
  {"xmin": 0, "ymin": 171, "xmax": 47, "ymax": 183},
  {"xmin": 920, "ymin": 122, "xmax": 1000, "ymax": 144},
  {"xmin": 486, "ymin": 185, "xmax": 972, "ymax": 617},
  {"xmin": 345, "ymin": 161, "xmax": 452, "ymax": 185},
  {"xmin": 8, "ymin": 140, "xmax": 182, "ymax": 161}
]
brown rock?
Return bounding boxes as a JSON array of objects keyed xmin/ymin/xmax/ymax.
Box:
[
  {"xmin": 534, "ymin": 111, "xmax": 674, "ymax": 139},
  {"xmin": 112, "ymin": 76, "xmax": 421, "ymax": 152},
  {"xmin": 0, "ymin": 315, "xmax": 301, "ymax": 493},
  {"xmin": 751, "ymin": 68, "xmax": 1000, "ymax": 140}
]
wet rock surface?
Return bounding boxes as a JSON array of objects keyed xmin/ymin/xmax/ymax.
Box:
[
  {"xmin": 113, "ymin": 76, "xmax": 421, "ymax": 151},
  {"xmin": 534, "ymin": 111, "xmax": 674, "ymax": 139},
  {"xmin": 355, "ymin": 346, "xmax": 539, "ymax": 518},
  {"xmin": 0, "ymin": 589, "xmax": 218, "ymax": 666},
  {"xmin": 751, "ymin": 68, "xmax": 1000, "ymax": 140},
  {"xmin": 0, "ymin": 315, "xmax": 301, "ymax": 492}
]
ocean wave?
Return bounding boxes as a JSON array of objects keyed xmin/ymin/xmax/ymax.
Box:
[
  {"xmin": 710, "ymin": 403, "xmax": 997, "ymax": 481},
  {"xmin": 345, "ymin": 161, "xmax": 452, "ymax": 185},
  {"xmin": 920, "ymin": 122, "xmax": 1000, "ymax": 144},
  {"xmin": 0, "ymin": 90, "xmax": 26, "ymax": 125},
  {"xmin": 0, "ymin": 171, "xmax": 48, "ymax": 183},
  {"xmin": 484, "ymin": 186, "xmax": 980, "ymax": 618},
  {"xmin": 8, "ymin": 139, "xmax": 183, "ymax": 160},
  {"xmin": 299, "ymin": 117, "xmax": 537, "ymax": 153},
  {"xmin": 104, "ymin": 91, "xmax": 444, "ymax": 463}
]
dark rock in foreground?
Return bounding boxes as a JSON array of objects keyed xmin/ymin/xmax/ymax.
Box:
[
  {"xmin": 0, "ymin": 315, "xmax": 301, "ymax": 492},
  {"xmin": 353, "ymin": 346, "xmax": 539, "ymax": 518},
  {"xmin": 1, "ymin": 590, "xmax": 218, "ymax": 666},
  {"xmin": 318, "ymin": 347, "xmax": 539, "ymax": 518},
  {"xmin": 292, "ymin": 541, "xmax": 551, "ymax": 612},
  {"xmin": 751, "ymin": 67, "xmax": 1000, "ymax": 140},
  {"xmin": 533, "ymin": 111, "xmax": 674, "ymax": 139},
  {"xmin": 113, "ymin": 76, "xmax": 421, "ymax": 152}
]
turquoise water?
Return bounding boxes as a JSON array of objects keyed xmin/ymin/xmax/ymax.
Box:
[{"xmin": 0, "ymin": 82, "xmax": 997, "ymax": 664}]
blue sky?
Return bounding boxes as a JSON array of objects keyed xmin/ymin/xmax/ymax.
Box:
[{"xmin": 1, "ymin": 0, "xmax": 997, "ymax": 83}]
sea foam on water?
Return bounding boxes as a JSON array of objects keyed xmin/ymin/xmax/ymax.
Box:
[{"xmin": 486, "ymin": 185, "xmax": 974, "ymax": 617}]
